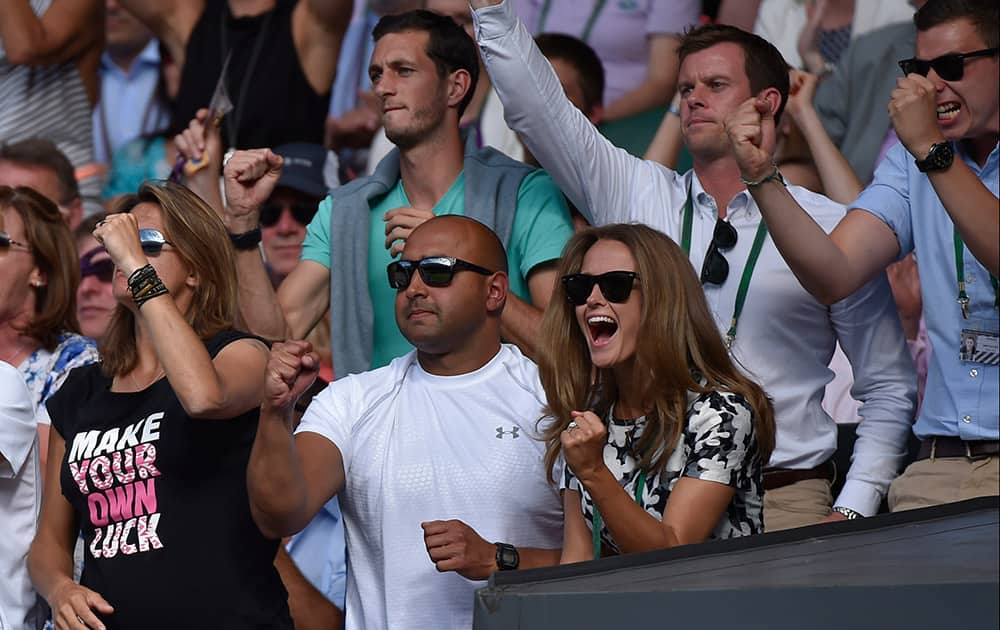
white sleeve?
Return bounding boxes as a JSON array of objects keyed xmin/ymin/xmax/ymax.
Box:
[
  {"xmin": 0, "ymin": 362, "xmax": 36, "ymax": 479},
  {"xmin": 295, "ymin": 377, "xmax": 357, "ymax": 473},
  {"xmin": 473, "ymin": 0, "xmax": 679, "ymax": 227}
]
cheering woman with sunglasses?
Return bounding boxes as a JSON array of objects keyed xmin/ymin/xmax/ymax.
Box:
[
  {"xmin": 0, "ymin": 186, "xmax": 99, "ymax": 475},
  {"xmin": 536, "ymin": 224, "xmax": 776, "ymax": 562},
  {"xmin": 29, "ymin": 182, "xmax": 292, "ymax": 629}
]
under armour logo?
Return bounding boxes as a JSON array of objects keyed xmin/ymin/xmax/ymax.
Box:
[{"xmin": 496, "ymin": 426, "xmax": 520, "ymax": 439}]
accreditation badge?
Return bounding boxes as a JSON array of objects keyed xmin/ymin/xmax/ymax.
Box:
[{"xmin": 960, "ymin": 324, "xmax": 1000, "ymax": 366}]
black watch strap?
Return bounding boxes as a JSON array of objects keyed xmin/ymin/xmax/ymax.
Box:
[
  {"xmin": 229, "ymin": 226, "xmax": 262, "ymax": 250},
  {"xmin": 495, "ymin": 542, "xmax": 519, "ymax": 571},
  {"xmin": 915, "ymin": 142, "xmax": 954, "ymax": 173}
]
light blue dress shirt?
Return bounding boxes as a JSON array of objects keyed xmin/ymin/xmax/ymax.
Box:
[
  {"xmin": 92, "ymin": 40, "xmax": 168, "ymax": 164},
  {"xmin": 286, "ymin": 497, "xmax": 347, "ymax": 609},
  {"xmin": 854, "ymin": 141, "xmax": 999, "ymax": 441}
]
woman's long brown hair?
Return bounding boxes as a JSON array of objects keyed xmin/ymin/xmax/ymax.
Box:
[
  {"xmin": 537, "ymin": 224, "xmax": 775, "ymax": 482},
  {"xmin": 100, "ymin": 182, "xmax": 239, "ymax": 377}
]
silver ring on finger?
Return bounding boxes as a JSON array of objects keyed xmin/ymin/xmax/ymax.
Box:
[{"xmin": 567, "ymin": 421, "xmax": 578, "ymax": 431}]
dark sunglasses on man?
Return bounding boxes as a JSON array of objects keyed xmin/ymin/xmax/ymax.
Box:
[
  {"xmin": 260, "ymin": 201, "xmax": 319, "ymax": 228},
  {"xmin": 80, "ymin": 246, "xmax": 115, "ymax": 283},
  {"xmin": 701, "ymin": 218, "xmax": 738, "ymax": 285},
  {"xmin": 0, "ymin": 231, "xmax": 31, "ymax": 251},
  {"xmin": 562, "ymin": 271, "xmax": 640, "ymax": 306},
  {"xmin": 898, "ymin": 47, "xmax": 998, "ymax": 81},
  {"xmin": 387, "ymin": 256, "xmax": 494, "ymax": 290}
]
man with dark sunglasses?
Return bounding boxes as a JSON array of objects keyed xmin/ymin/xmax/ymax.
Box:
[
  {"xmin": 247, "ymin": 215, "xmax": 562, "ymax": 630},
  {"xmin": 732, "ymin": 0, "xmax": 999, "ymax": 510},
  {"xmin": 260, "ymin": 143, "xmax": 328, "ymax": 286},
  {"xmin": 74, "ymin": 213, "xmax": 117, "ymax": 342},
  {"xmin": 471, "ymin": 0, "xmax": 916, "ymax": 530}
]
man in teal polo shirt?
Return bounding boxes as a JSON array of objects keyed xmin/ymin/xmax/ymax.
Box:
[{"xmin": 221, "ymin": 9, "xmax": 573, "ymax": 375}]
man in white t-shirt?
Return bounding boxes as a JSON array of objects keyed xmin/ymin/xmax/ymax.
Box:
[
  {"xmin": 247, "ymin": 215, "xmax": 563, "ymax": 630},
  {"xmin": 0, "ymin": 361, "xmax": 43, "ymax": 629}
]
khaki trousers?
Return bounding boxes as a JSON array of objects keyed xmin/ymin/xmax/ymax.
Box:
[
  {"xmin": 763, "ymin": 477, "xmax": 833, "ymax": 532},
  {"xmin": 888, "ymin": 455, "xmax": 1000, "ymax": 512}
]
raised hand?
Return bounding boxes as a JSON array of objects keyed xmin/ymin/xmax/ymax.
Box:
[
  {"xmin": 560, "ymin": 410, "xmax": 608, "ymax": 484},
  {"xmin": 263, "ymin": 340, "xmax": 321, "ymax": 413},
  {"xmin": 92, "ymin": 213, "xmax": 146, "ymax": 277},
  {"xmin": 384, "ymin": 206, "xmax": 435, "ymax": 257},
  {"xmin": 421, "ymin": 519, "xmax": 497, "ymax": 580},
  {"xmin": 785, "ymin": 69, "xmax": 819, "ymax": 126},
  {"xmin": 49, "ymin": 580, "xmax": 114, "ymax": 630},
  {"xmin": 222, "ymin": 149, "xmax": 284, "ymax": 232},
  {"xmin": 725, "ymin": 97, "xmax": 778, "ymax": 183},
  {"xmin": 889, "ymin": 73, "xmax": 946, "ymax": 160},
  {"xmin": 797, "ymin": 0, "xmax": 829, "ymax": 75},
  {"xmin": 175, "ymin": 108, "xmax": 225, "ymax": 210}
]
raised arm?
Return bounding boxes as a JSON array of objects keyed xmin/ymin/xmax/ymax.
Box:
[
  {"xmin": 292, "ymin": 0, "xmax": 352, "ymax": 94},
  {"xmin": 0, "ymin": 0, "xmax": 102, "ymax": 66},
  {"xmin": 94, "ymin": 213, "xmax": 271, "ymax": 419},
  {"xmin": 117, "ymin": 0, "xmax": 203, "ymax": 67},
  {"xmin": 726, "ymin": 96, "xmax": 900, "ymax": 304},
  {"xmin": 785, "ymin": 70, "xmax": 863, "ymax": 205},
  {"xmin": 248, "ymin": 341, "xmax": 345, "ymax": 538},
  {"xmin": 224, "ymin": 150, "xmax": 332, "ymax": 341},
  {"xmin": 888, "ymin": 73, "xmax": 999, "ymax": 277},
  {"xmin": 471, "ymin": 0, "xmax": 666, "ymax": 226}
]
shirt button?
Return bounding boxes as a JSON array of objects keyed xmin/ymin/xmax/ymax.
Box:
[
  {"xmin": 963, "ymin": 415, "xmax": 972, "ymax": 424},
  {"xmin": 966, "ymin": 275, "xmax": 974, "ymax": 283},
  {"xmin": 970, "ymin": 369, "xmax": 979, "ymax": 378}
]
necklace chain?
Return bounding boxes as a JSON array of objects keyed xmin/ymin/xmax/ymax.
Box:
[{"xmin": 129, "ymin": 368, "xmax": 164, "ymax": 392}]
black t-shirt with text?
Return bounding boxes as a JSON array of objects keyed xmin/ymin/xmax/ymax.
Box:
[{"xmin": 48, "ymin": 330, "xmax": 291, "ymax": 629}]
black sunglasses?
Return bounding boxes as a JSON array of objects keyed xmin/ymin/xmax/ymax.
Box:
[
  {"xmin": 701, "ymin": 218, "xmax": 737, "ymax": 285},
  {"xmin": 260, "ymin": 202, "xmax": 318, "ymax": 228},
  {"xmin": 898, "ymin": 48, "xmax": 998, "ymax": 81},
  {"xmin": 80, "ymin": 246, "xmax": 114, "ymax": 283},
  {"xmin": 0, "ymin": 231, "xmax": 31, "ymax": 251},
  {"xmin": 562, "ymin": 271, "xmax": 640, "ymax": 306},
  {"xmin": 387, "ymin": 256, "xmax": 494, "ymax": 290},
  {"xmin": 139, "ymin": 228, "xmax": 175, "ymax": 256}
]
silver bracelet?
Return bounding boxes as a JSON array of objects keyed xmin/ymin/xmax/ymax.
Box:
[
  {"xmin": 740, "ymin": 160, "xmax": 785, "ymax": 187},
  {"xmin": 832, "ymin": 506, "xmax": 863, "ymax": 520}
]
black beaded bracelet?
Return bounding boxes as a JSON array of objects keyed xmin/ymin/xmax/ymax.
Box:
[{"xmin": 127, "ymin": 264, "xmax": 169, "ymax": 308}]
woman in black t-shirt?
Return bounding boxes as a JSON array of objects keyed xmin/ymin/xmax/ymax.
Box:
[{"xmin": 28, "ymin": 182, "xmax": 291, "ymax": 629}]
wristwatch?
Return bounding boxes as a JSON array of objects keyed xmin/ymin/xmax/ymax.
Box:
[
  {"xmin": 832, "ymin": 506, "xmax": 863, "ymax": 520},
  {"xmin": 914, "ymin": 142, "xmax": 954, "ymax": 172},
  {"xmin": 228, "ymin": 226, "xmax": 262, "ymax": 250},
  {"xmin": 495, "ymin": 542, "xmax": 520, "ymax": 571}
]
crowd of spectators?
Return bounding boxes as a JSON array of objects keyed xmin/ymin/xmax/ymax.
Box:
[{"xmin": 1, "ymin": 0, "xmax": 997, "ymax": 628}]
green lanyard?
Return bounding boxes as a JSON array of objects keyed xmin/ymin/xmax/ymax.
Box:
[
  {"xmin": 953, "ymin": 227, "xmax": 999, "ymax": 319},
  {"xmin": 536, "ymin": 0, "xmax": 607, "ymax": 42},
  {"xmin": 592, "ymin": 470, "xmax": 646, "ymax": 559},
  {"xmin": 681, "ymin": 182, "xmax": 770, "ymax": 348}
]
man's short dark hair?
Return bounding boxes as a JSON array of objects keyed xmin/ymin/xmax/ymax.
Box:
[
  {"xmin": 0, "ymin": 138, "xmax": 80, "ymax": 205},
  {"xmin": 678, "ymin": 24, "xmax": 790, "ymax": 124},
  {"xmin": 535, "ymin": 33, "xmax": 606, "ymax": 115},
  {"xmin": 372, "ymin": 9, "xmax": 480, "ymax": 118},
  {"xmin": 915, "ymin": 0, "xmax": 999, "ymax": 49}
]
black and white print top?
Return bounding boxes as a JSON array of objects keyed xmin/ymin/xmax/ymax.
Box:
[{"xmin": 562, "ymin": 389, "xmax": 763, "ymax": 556}]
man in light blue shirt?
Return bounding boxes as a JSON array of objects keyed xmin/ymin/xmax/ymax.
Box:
[
  {"xmin": 93, "ymin": 1, "xmax": 168, "ymax": 164},
  {"xmin": 729, "ymin": 0, "xmax": 998, "ymax": 510}
]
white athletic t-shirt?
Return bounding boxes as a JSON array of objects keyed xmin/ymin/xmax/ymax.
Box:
[
  {"xmin": 297, "ymin": 344, "xmax": 563, "ymax": 630},
  {"xmin": 0, "ymin": 361, "xmax": 43, "ymax": 630}
]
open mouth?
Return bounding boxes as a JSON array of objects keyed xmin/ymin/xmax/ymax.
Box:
[
  {"xmin": 937, "ymin": 102, "xmax": 961, "ymax": 121},
  {"xmin": 587, "ymin": 315, "xmax": 619, "ymax": 346}
]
